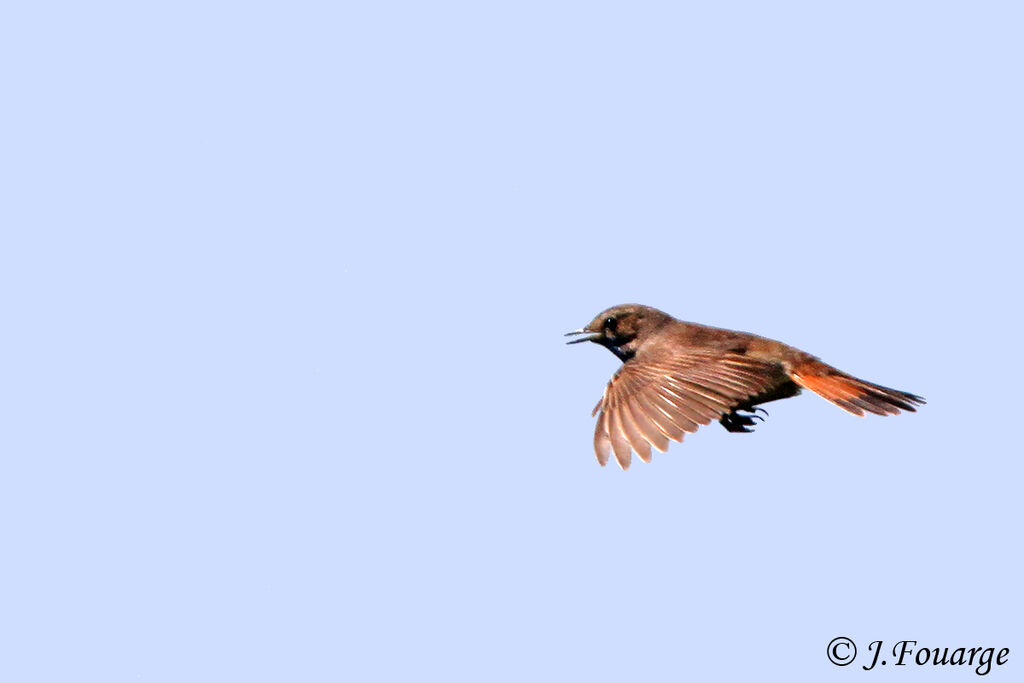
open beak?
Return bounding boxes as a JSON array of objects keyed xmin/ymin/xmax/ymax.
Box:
[{"xmin": 565, "ymin": 329, "xmax": 602, "ymax": 344}]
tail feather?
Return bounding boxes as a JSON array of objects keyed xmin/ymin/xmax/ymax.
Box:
[{"xmin": 791, "ymin": 362, "xmax": 925, "ymax": 417}]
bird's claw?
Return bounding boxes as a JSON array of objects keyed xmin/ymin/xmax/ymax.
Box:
[{"xmin": 719, "ymin": 407, "xmax": 768, "ymax": 433}]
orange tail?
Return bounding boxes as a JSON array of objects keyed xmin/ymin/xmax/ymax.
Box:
[{"xmin": 791, "ymin": 360, "xmax": 925, "ymax": 416}]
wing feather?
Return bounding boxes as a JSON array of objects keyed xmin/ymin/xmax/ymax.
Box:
[{"xmin": 591, "ymin": 351, "xmax": 783, "ymax": 468}]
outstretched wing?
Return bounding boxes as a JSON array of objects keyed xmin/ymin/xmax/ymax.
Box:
[{"xmin": 593, "ymin": 352, "xmax": 785, "ymax": 469}]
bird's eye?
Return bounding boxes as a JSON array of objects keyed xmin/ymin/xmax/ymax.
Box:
[{"xmin": 604, "ymin": 317, "xmax": 615, "ymax": 329}]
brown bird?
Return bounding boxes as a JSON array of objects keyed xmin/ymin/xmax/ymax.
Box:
[{"xmin": 566, "ymin": 304, "xmax": 924, "ymax": 469}]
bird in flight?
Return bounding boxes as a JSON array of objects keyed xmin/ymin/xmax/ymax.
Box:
[{"xmin": 567, "ymin": 304, "xmax": 924, "ymax": 469}]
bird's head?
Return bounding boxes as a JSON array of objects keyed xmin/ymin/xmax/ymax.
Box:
[{"xmin": 565, "ymin": 304, "xmax": 672, "ymax": 361}]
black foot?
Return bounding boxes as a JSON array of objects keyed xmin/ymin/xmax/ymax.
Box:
[{"xmin": 719, "ymin": 407, "xmax": 768, "ymax": 433}]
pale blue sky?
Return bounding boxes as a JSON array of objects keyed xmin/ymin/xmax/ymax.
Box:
[{"xmin": 1, "ymin": 2, "xmax": 1021, "ymax": 681}]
